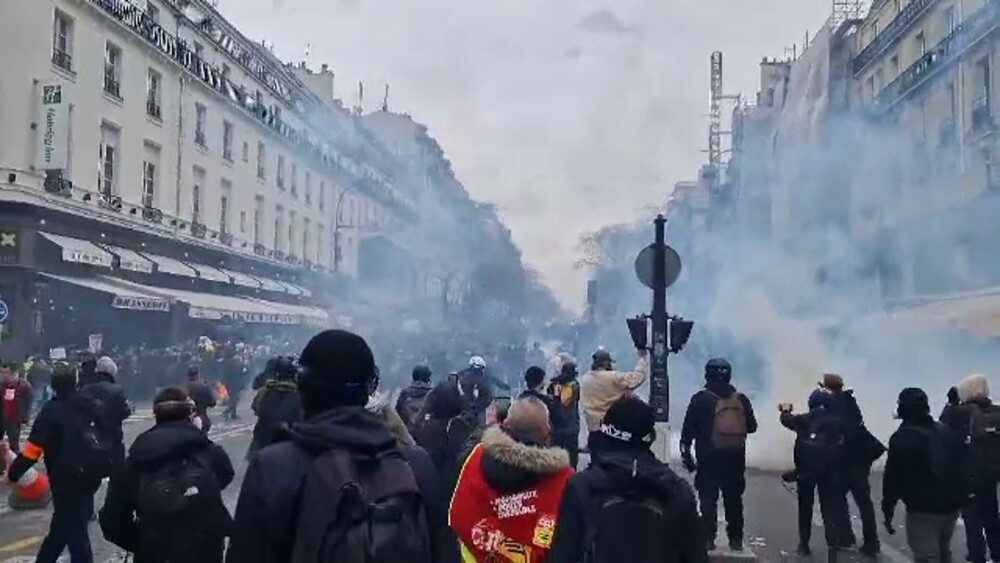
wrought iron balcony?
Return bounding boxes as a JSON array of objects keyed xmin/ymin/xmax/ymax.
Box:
[
  {"xmin": 98, "ymin": 193, "xmax": 123, "ymax": 212},
  {"xmin": 853, "ymin": 0, "xmax": 938, "ymax": 74},
  {"xmin": 191, "ymin": 221, "xmax": 207, "ymax": 239},
  {"xmin": 52, "ymin": 50, "xmax": 72, "ymax": 72},
  {"xmin": 43, "ymin": 173, "xmax": 72, "ymax": 197},
  {"xmin": 141, "ymin": 206, "xmax": 163, "ymax": 223},
  {"xmin": 219, "ymin": 232, "xmax": 234, "ymax": 246},
  {"xmin": 253, "ymin": 243, "xmax": 267, "ymax": 256},
  {"xmin": 273, "ymin": 250, "xmax": 286, "ymax": 261},
  {"xmin": 873, "ymin": 0, "xmax": 1000, "ymax": 114}
]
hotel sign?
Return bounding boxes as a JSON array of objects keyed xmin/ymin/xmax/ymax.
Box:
[
  {"xmin": 36, "ymin": 82, "xmax": 69, "ymax": 170},
  {"xmin": 188, "ymin": 306, "xmax": 298, "ymax": 324}
]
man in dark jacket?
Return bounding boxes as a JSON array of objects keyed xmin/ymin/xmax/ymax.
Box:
[
  {"xmin": 458, "ymin": 355, "xmax": 496, "ymax": 423},
  {"xmin": 186, "ymin": 365, "xmax": 217, "ymax": 434},
  {"xmin": 520, "ymin": 366, "xmax": 556, "ymax": 420},
  {"xmin": 221, "ymin": 350, "xmax": 247, "ymax": 421},
  {"xmin": 779, "ymin": 390, "xmax": 852, "ymax": 557},
  {"xmin": 396, "ymin": 365, "xmax": 433, "ymax": 430},
  {"xmin": 81, "ymin": 356, "xmax": 132, "ymax": 475},
  {"xmin": 100, "ymin": 387, "xmax": 234, "ymax": 563},
  {"xmin": 883, "ymin": 387, "xmax": 967, "ymax": 563},
  {"xmin": 549, "ymin": 396, "xmax": 706, "ymax": 563},
  {"xmin": 0, "ymin": 361, "xmax": 33, "ymax": 455},
  {"xmin": 226, "ymin": 330, "xmax": 438, "ymax": 563},
  {"xmin": 8, "ymin": 363, "xmax": 98, "ymax": 563},
  {"xmin": 941, "ymin": 374, "xmax": 1000, "ymax": 563},
  {"xmin": 548, "ymin": 361, "xmax": 581, "ymax": 469},
  {"xmin": 246, "ymin": 358, "xmax": 301, "ymax": 460},
  {"xmin": 821, "ymin": 373, "xmax": 882, "ymax": 556},
  {"xmin": 679, "ymin": 357, "xmax": 758, "ymax": 552}
]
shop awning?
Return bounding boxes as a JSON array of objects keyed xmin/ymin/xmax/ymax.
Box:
[
  {"xmin": 141, "ymin": 253, "xmax": 198, "ymax": 277},
  {"xmin": 220, "ymin": 269, "xmax": 262, "ymax": 289},
  {"xmin": 185, "ymin": 262, "xmax": 232, "ymax": 283},
  {"xmin": 249, "ymin": 275, "xmax": 288, "ymax": 293},
  {"xmin": 102, "ymin": 245, "xmax": 154, "ymax": 274},
  {"xmin": 38, "ymin": 273, "xmax": 170, "ymax": 312},
  {"xmin": 40, "ymin": 232, "xmax": 113, "ymax": 268},
  {"xmin": 275, "ymin": 280, "xmax": 305, "ymax": 296},
  {"xmin": 110, "ymin": 278, "xmax": 297, "ymax": 324},
  {"xmin": 250, "ymin": 298, "xmax": 329, "ymax": 325}
]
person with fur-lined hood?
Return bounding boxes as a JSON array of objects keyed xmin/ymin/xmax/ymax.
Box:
[
  {"xmin": 940, "ymin": 374, "xmax": 1000, "ymax": 563},
  {"xmin": 449, "ymin": 395, "xmax": 574, "ymax": 562}
]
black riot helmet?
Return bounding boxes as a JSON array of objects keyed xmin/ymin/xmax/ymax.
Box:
[
  {"xmin": 705, "ymin": 358, "xmax": 733, "ymax": 383},
  {"xmin": 412, "ymin": 365, "xmax": 432, "ymax": 383}
]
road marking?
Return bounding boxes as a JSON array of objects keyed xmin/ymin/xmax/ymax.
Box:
[{"xmin": 0, "ymin": 536, "xmax": 41, "ymax": 553}]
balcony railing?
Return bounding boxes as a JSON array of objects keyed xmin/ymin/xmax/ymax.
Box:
[
  {"xmin": 146, "ymin": 98, "xmax": 162, "ymax": 121},
  {"xmin": 103, "ymin": 75, "xmax": 121, "ymax": 99},
  {"xmin": 98, "ymin": 194, "xmax": 123, "ymax": 213},
  {"xmin": 52, "ymin": 50, "xmax": 72, "ymax": 72},
  {"xmin": 873, "ymin": 0, "xmax": 1000, "ymax": 114},
  {"xmin": 141, "ymin": 206, "xmax": 164, "ymax": 223},
  {"xmin": 253, "ymin": 243, "xmax": 266, "ymax": 256},
  {"xmin": 190, "ymin": 221, "xmax": 207, "ymax": 239},
  {"xmin": 854, "ymin": 0, "xmax": 938, "ymax": 74},
  {"xmin": 220, "ymin": 232, "xmax": 234, "ymax": 247},
  {"xmin": 43, "ymin": 173, "xmax": 72, "ymax": 197}
]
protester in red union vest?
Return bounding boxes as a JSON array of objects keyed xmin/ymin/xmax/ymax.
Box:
[{"xmin": 449, "ymin": 395, "xmax": 573, "ymax": 563}]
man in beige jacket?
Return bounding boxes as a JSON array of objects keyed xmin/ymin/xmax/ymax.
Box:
[{"xmin": 580, "ymin": 348, "xmax": 650, "ymax": 432}]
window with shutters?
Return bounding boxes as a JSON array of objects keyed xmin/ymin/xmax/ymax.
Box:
[{"xmin": 98, "ymin": 123, "xmax": 120, "ymax": 197}]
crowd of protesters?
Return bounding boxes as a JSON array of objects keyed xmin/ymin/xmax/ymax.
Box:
[{"xmin": 10, "ymin": 325, "xmax": 998, "ymax": 563}]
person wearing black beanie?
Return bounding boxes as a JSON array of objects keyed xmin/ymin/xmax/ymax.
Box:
[
  {"xmin": 549, "ymin": 397, "xmax": 707, "ymax": 563},
  {"xmin": 883, "ymin": 387, "xmax": 966, "ymax": 563},
  {"xmin": 227, "ymin": 330, "xmax": 438, "ymax": 563}
]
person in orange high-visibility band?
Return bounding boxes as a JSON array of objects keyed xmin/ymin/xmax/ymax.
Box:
[
  {"xmin": 8, "ymin": 362, "xmax": 101, "ymax": 562},
  {"xmin": 449, "ymin": 395, "xmax": 573, "ymax": 563}
]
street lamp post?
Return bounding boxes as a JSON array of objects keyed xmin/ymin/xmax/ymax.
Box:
[{"xmin": 332, "ymin": 185, "xmax": 354, "ymax": 274}]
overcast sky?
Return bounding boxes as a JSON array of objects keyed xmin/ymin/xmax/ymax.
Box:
[{"xmin": 218, "ymin": 0, "xmax": 831, "ymax": 311}]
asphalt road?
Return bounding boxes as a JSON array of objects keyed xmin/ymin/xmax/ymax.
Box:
[{"xmin": 0, "ymin": 409, "xmax": 974, "ymax": 563}]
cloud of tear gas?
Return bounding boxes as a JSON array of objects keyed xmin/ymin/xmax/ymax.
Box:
[
  {"xmin": 216, "ymin": 0, "xmax": 829, "ymax": 310},
  {"xmin": 581, "ymin": 22, "xmax": 1000, "ymax": 470}
]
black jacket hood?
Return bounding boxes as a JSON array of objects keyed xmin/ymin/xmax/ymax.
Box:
[
  {"xmin": 705, "ymin": 381, "xmax": 736, "ymax": 398},
  {"xmin": 129, "ymin": 420, "xmax": 210, "ymax": 469},
  {"xmin": 591, "ymin": 448, "xmax": 688, "ymax": 498},
  {"xmin": 479, "ymin": 426, "xmax": 570, "ymax": 494},
  {"xmin": 286, "ymin": 407, "xmax": 398, "ymax": 457}
]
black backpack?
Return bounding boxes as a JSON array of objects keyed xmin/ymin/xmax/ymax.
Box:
[
  {"xmin": 136, "ymin": 450, "xmax": 220, "ymax": 521},
  {"xmin": 797, "ymin": 413, "xmax": 844, "ymax": 477},
  {"xmin": 584, "ymin": 489, "xmax": 668, "ymax": 563},
  {"xmin": 969, "ymin": 406, "xmax": 1000, "ymax": 478},
  {"xmin": 68, "ymin": 393, "xmax": 116, "ymax": 482},
  {"xmin": 291, "ymin": 448, "xmax": 431, "ymax": 563}
]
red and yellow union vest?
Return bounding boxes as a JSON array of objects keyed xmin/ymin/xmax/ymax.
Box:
[{"xmin": 449, "ymin": 444, "xmax": 573, "ymax": 563}]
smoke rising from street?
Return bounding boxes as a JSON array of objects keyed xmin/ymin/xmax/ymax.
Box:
[{"xmin": 217, "ymin": 0, "xmax": 829, "ymax": 310}]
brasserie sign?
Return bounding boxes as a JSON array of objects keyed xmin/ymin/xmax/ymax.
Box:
[
  {"xmin": 112, "ymin": 296, "xmax": 170, "ymax": 312},
  {"xmin": 89, "ymin": 0, "xmax": 347, "ymax": 181}
]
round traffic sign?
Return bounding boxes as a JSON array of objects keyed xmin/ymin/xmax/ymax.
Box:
[
  {"xmin": 0, "ymin": 298, "xmax": 9, "ymax": 324},
  {"xmin": 634, "ymin": 244, "xmax": 682, "ymax": 290}
]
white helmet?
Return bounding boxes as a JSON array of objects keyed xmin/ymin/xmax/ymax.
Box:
[{"xmin": 469, "ymin": 356, "xmax": 487, "ymax": 369}]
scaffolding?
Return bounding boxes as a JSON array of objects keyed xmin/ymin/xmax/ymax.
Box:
[{"xmin": 831, "ymin": 0, "xmax": 865, "ymax": 28}]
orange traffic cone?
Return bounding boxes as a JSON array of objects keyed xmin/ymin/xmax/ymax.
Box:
[{"xmin": 1, "ymin": 440, "xmax": 51, "ymax": 510}]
